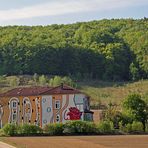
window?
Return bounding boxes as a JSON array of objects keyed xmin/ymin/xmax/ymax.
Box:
[
  {"xmin": 12, "ymin": 112, "xmax": 17, "ymax": 122},
  {"xmin": 12, "ymin": 101, "xmax": 17, "ymax": 108},
  {"xmin": 56, "ymin": 114, "xmax": 60, "ymax": 123},
  {"xmin": 55, "ymin": 100, "xmax": 60, "ymax": 109}
]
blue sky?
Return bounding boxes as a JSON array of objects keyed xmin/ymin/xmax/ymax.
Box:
[{"xmin": 0, "ymin": 0, "xmax": 148, "ymax": 26}]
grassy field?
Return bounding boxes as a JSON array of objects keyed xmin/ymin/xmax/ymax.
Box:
[
  {"xmin": 1, "ymin": 135, "xmax": 148, "ymax": 148},
  {"xmin": 79, "ymin": 80, "xmax": 148, "ymax": 106},
  {"xmin": 0, "ymin": 75, "xmax": 148, "ymax": 107}
]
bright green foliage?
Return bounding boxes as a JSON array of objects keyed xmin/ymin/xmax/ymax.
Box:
[
  {"xmin": 3, "ymin": 124, "xmax": 18, "ymax": 136},
  {"xmin": 122, "ymin": 94, "xmax": 147, "ymax": 130},
  {"xmin": 0, "ymin": 19, "xmax": 147, "ymax": 80},
  {"xmin": 18, "ymin": 124, "xmax": 43, "ymax": 136},
  {"xmin": 96, "ymin": 121, "xmax": 114, "ymax": 134},
  {"xmin": 64, "ymin": 120, "xmax": 96, "ymax": 134},
  {"xmin": 123, "ymin": 123, "xmax": 132, "ymax": 133},
  {"xmin": 38, "ymin": 75, "xmax": 47, "ymax": 86},
  {"xmin": 104, "ymin": 103, "xmax": 123, "ymax": 128},
  {"xmin": 132, "ymin": 121, "xmax": 144, "ymax": 132},
  {"xmin": 3, "ymin": 124, "xmax": 43, "ymax": 136},
  {"xmin": 49, "ymin": 76, "xmax": 76, "ymax": 87},
  {"xmin": 43, "ymin": 123, "xmax": 64, "ymax": 135},
  {"xmin": 130, "ymin": 63, "xmax": 140, "ymax": 81},
  {"xmin": 119, "ymin": 121, "xmax": 144, "ymax": 133}
]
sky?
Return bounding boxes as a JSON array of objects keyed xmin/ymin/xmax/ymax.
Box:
[{"xmin": 0, "ymin": 0, "xmax": 148, "ymax": 26}]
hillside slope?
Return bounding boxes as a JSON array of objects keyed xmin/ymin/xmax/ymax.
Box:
[
  {"xmin": 0, "ymin": 76, "xmax": 147, "ymax": 107},
  {"xmin": 0, "ymin": 18, "xmax": 147, "ymax": 80}
]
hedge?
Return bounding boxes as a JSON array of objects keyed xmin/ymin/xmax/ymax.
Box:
[
  {"xmin": 1, "ymin": 120, "xmax": 147, "ymax": 136},
  {"xmin": 63, "ymin": 121, "xmax": 96, "ymax": 135},
  {"xmin": 119, "ymin": 121, "xmax": 144, "ymax": 133},
  {"xmin": 43, "ymin": 123, "xmax": 64, "ymax": 135},
  {"xmin": 3, "ymin": 124, "xmax": 43, "ymax": 136}
]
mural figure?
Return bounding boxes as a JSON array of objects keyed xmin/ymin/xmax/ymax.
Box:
[
  {"xmin": 8, "ymin": 97, "xmax": 20, "ymax": 124},
  {"xmin": 0, "ymin": 105, "xmax": 3, "ymax": 128},
  {"xmin": 35, "ymin": 97, "xmax": 40, "ymax": 125},
  {"xmin": 66, "ymin": 107, "xmax": 82, "ymax": 120},
  {"xmin": 23, "ymin": 97, "xmax": 32, "ymax": 124}
]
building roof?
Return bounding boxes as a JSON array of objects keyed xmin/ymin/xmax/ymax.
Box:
[
  {"xmin": 0, "ymin": 86, "xmax": 52, "ymax": 97},
  {"xmin": 0, "ymin": 84, "xmax": 83, "ymax": 97},
  {"xmin": 41, "ymin": 84, "xmax": 81, "ymax": 95}
]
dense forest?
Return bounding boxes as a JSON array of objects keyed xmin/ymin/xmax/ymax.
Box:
[{"xmin": 0, "ymin": 18, "xmax": 147, "ymax": 80}]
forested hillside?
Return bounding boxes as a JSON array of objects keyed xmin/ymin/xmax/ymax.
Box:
[{"xmin": 0, "ymin": 18, "xmax": 147, "ymax": 80}]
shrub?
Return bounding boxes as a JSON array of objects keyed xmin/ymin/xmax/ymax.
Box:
[
  {"xmin": 125, "ymin": 123, "xmax": 132, "ymax": 133},
  {"xmin": 119, "ymin": 121, "xmax": 144, "ymax": 133},
  {"xmin": 119, "ymin": 123, "xmax": 132, "ymax": 133},
  {"xmin": 18, "ymin": 124, "xmax": 43, "ymax": 136},
  {"xmin": 0, "ymin": 129, "xmax": 6, "ymax": 136},
  {"xmin": 96, "ymin": 121, "xmax": 114, "ymax": 134},
  {"xmin": 64, "ymin": 121, "xmax": 96, "ymax": 135},
  {"xmin": 39, "ymin": 75, "xmax": 47, "ymax": 85},
  {"xmin": 49, "ymin": 76, "xmax": 76, "ymax": 87},
  {"xmin": 43, "ymin": 123, "xmax": 64, "ymax": 135},
  {"xmin": 131, "ymin": 121, "xmax": 143, "ymax": 132},
  {"xmin": 145, "ymin": 123, "xmax": 148, "ymax": 132},
  {"xmin": 3, "ymin": 124, "xmax": 18, "ymax": 136},
  {"xmin": 9, "ymin": 76, "xmax": 20, "ymax": 87}
]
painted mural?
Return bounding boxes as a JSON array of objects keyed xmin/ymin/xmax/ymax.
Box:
[
  {"xmin": 22, "ymin": 97, "xmax": 32, "ymax": 124},
  {"xmin": 41, "ymin": 93, "xmax": 90, "ymax": 126},
  {"xmin": 8, "ymin": 97, "xmax": 20, "ymax": 124},
  {"xmin": 0, "ymin": 105, "xmax": 3, "ymax": 128},
  {"xmin": 0, "ymin": 85, "xmax": 93, "ymax": 128}
]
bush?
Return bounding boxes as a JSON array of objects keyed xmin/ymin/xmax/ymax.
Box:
[
  {"xmin": 18, "ymin": 124, "xmax": 43, "ymax": 136},
  {"xmin": 49, "ymin": 76, "xmax": 76, "ymax": 87},
  {"xmin": 2, "ymin": 124, "xmax": 43, "ymax": 136},
  {"xmin": 119, "ymin": 122, "xmax": 132, "ymax": 133},
  {"xmin": 39, "ymin": 75, "xmax": 47, "ymax": 85},
  {"xmin": 125, "ymin": 123, "xmax": 132, "ymax": 133},
  {"xmin": 119, "ymin": 121, "xmax": 143, "ymax": 133},
  {"xmin": 43, "ymin": 123, "xmax": 64, "ymax": 135},
  {"xmin": 96, "ymin": 121, "xmax": 114, "ymax": 134},
  {"xmin": 145, "ymin": 123, "xmax": 148, "ymax": 132},
  {"xmin": 131, "ymin": 121, "xmax": 143, "ymax": 132},
  {"xmin": 9, "ymin": 76, "xmax": 20, "ymax": 87},
  {"xmin": 64, "ymin": 121, "xmax": 96, "ymax": 135},
  {"xmin": 3, "ymin": 124, "xmax": 18, "ymax": 136}
]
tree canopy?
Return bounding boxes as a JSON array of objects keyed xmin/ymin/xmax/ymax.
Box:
[
  {"xmin": 0, "ymin": 18, "xmax": 147, "ymax": 80},
  {"xmin": 122, "ymin": 94, "xmax": 148, "ymax": 130}
]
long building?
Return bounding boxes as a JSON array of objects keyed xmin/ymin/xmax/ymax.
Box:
[{"xmin": 0, "ymin": 84, "xmax": 93, "ymax": 128}]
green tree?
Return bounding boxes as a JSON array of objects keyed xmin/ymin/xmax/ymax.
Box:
[
  {"xmin": 38, "ymin": 75, "xmax": 47, "ymax": 86},
  {"xmin": 130, "ymin": 63, "xmax": 140, "ymax": 81},
  {"xmin": 49, "ymin": 76, "xmax": 76, "ymax": 87},
  {"xmin": 122, "ymin": 94, "xmax": 148, "ymax": 131}
]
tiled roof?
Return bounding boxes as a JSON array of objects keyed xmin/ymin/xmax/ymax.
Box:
[
  {"xmin": 0, "ymin": 84, "xmax": 82, "ymax": 97},
  {"xmin": 0, "ymin": 86, "xmax": 52, "ymax": 97},
  {"xmin": 41, "ymin": 84, "xmax": 81, "ymax": 95}
]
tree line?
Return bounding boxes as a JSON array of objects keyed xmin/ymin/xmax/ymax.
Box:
[{"xmin": 0, "ymin": 18, "xmax": 147, "ymax": 80}]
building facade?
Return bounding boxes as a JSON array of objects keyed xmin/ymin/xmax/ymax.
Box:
[{"xmin": 0, "ymin": 84, "xmax": 93, "ymax": 128}]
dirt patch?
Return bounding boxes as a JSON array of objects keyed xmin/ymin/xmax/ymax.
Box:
[{"xmin": 2, "ymin": 135, "xmax": 148, "ymax": 148}]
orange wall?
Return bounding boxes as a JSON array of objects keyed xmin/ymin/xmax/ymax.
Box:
[{"xmin": 0, "ymin": 96, "xmax": 42, "ymax": 127}]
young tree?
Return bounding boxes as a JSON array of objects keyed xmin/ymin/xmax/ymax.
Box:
[
  {"xmin": 38, "ymin": 75, "xmax": 47, "ymax": 86},
  {"xmin": 122, "ymin": 94, "xmax": 148, "ymax": 131}
]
